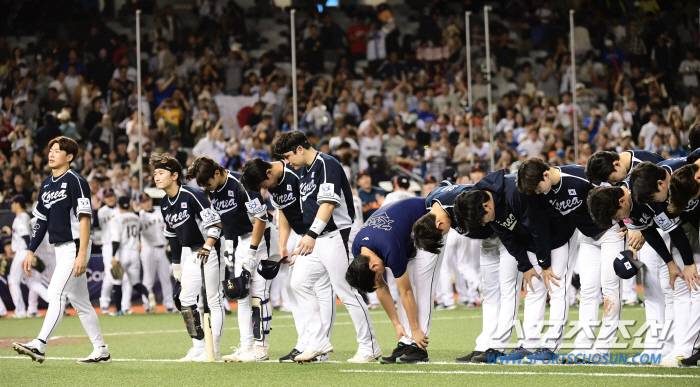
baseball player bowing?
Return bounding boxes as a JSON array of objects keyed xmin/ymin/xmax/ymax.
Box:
[
  {"xmin": 13, "ymin": 137, "xmax": 109, "ymax": 364},
  {"xmin": 273, "ymin": 131, "xmax": 381, "ymax": 363},
  {"xmin": 108, "ymin": 196, "xmax": 150, "ymax": 315},
  {"xmin": 241, "ymin": 157, "xmax": 336, "ymax": 363},
  {"xmin": 150, "ymin": 153, "xmax": 225, "ymax": 362},
  {"xmin": 346, "ymin": 197, "xmax": 440, "ymax": 364},
  {"xmin": 187, "ymin": 156, "xmax": 281, "ymax": 363}
]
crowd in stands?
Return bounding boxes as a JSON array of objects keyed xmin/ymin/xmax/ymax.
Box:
[{"xmin": 0, "ymin": 0, "xmax": 698, "ymax": 211}]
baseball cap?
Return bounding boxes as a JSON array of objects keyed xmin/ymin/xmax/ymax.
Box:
[
  {"xmin": 424, "ymin": 175, "xmax": 437, "ymax": 184},
  {"xmin": 117, "ymin": 196, "xmax": 131, "ymax": 209},
  {"xmin": 442, "ymin": 166, "xmax": 457, "ymax": 183},
  {"xmin": 394, "ymin": 175, "xmax": 410, "ymax": 189},
  {"xmin": 257, "ymin": 259, "xmax": 284, "ymax": 280},
  {"xmin": 103, "ymin": 188, "xmax": 116, "ymax": 197},
  {"xmin": 139, "ymin": 192, "xmax": 152, "ymax": 203},
  {"xmin": 471, "ymin": 163, "xmax": 487, "ymax": 173},
  {"xmin": 613, "ymin": 250, "xmax": 644, "ymax": 279},
  {"xmin": 356, "ymin": 169, "xmax": 371, "ymax": 180},
  {"xmin": 9, "ymin": 194, "xmax": 26, "ymax": 208}
]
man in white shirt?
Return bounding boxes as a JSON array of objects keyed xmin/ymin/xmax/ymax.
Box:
[
  {"xmin": 517, "ymin": 129, "xmax": 544, "ymax": 157},
  {"xmin": 679, "ymin": 50, "xmax": 700, "ymax": 89},
  {"xmin": 638, "ymin": 111, "xmax": 660, "ymax": 149},
  {"xmin": 556, "ymin": 92, "xmax": 581, "ymax": 130},
  {"xmin": 496, "ymin": 108, "xmax": 515, "ymax": 133},
  {"xmin": 328, "ymin": 125, "xmax": 359, "ymax": 154}
]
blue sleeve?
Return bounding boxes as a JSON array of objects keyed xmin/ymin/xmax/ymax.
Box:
[
  {"xmin": 189, "ymin": 189, "xmax": 221, "ymax": 229},
  {"xmin": 32, "ymin": 185, "xmax": 48, "ymax": 221},
  {"xmin": 22, "ymin": 235, "xmax": 30, "ymax": 246},
  {"xmin": 70, "ymin": 174, "xmax": 92, "ymax": 218},
  {"xmin": 28, "ymin": 218, "xmax": 48, "ymax": 253},
  {"xmin": 518, "ymin": 193, "xmax": 552, "ymax": 268},
  {"xmin": 669, "ymin": 226, "xmax": 694, "ymax": 266},
  {"xmin": 169, "ymin": 237, "xmax": 182, "ymax": 264},
  {"xmin": 491, "ymin": 223, "xmax": 533, "ymax": 272}
]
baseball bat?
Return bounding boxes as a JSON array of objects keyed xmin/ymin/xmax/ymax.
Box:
[{"xmin": 200, "ymin": 260, "xmax": 215, "ymax": 362}]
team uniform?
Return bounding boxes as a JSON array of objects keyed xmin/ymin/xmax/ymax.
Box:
[
  {"xmin": 292, "ymin": 152, "xmax": 380, "ymax": 359},
  {"xmin": 8, "ymin": 211, "xmax": 48, "ymax": 317},
  {"xmin": 352, "ymin": 197, "xmax": 441, "ymax": 356},
  {"xmin": 380, "ymin": 189, "xmax": 416, "ymax": 304},
  {"xmin": 28, "ymin": 216, "xmax": 57, "ymax": 316},
  {"xmin": 109, "ymin": 210, "xmax": 146, "ymax": 312},
  {"xmin": 208, "ymin": 170, "xmax": 280, "ymax": 356},
  {"xmin": 140, "ymin": 208, "xmax": 175, "ymax": 311},
  {"xmin": 18, "ymin": 169, "xmax": 107, "ymax": 361},
  {"xmin": 268, "ymin": 163, "xmax": 335, "ymax": 357},
  {"xmin": 161, "ymin": 185, "xmax": 224, "ymax": 360},
  {"xmin": 97, "ymin": 204, "xmax": 120, "ymax": 312}
]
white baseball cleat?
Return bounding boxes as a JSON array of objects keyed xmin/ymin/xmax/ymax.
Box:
[
  {"xmin": 12, "ymin": 341, "xmax": 45, "ymax": 363},
  {"xmin": 179, "ymin": 347, "xmax": 206, "ymax": 362},
  {"xmin": 659, "ymin": 351, "xmax": 685, "ymax": 367},
  {"xmin": 9, "ymin": 313, "xmax": 27, "ymax": 319},
  {"xmin": 222, "ymin": 346, "xmax": 249, "ymax": 362},
  {"xmin": 77, "ymin": 345, "xmax": 111, "ymax": 364},
  {"xmin": 238, "ymin": 346, "xmax": 269, "ymax": 363},
  {"xmin": 148, "ymin": 293, "xmax": 157, "ymax": 313},
  {"xmin": 192, "ymin": 350, "xmax": 221, "ymax": 362},
  {"xmin": 294, "ymin": 345, "xmax": 334, "ymax": 362},
  {"xmin": 100, "ymin": 308, "xmax": 110, "ymax": 315},
  {"xmin": 347, "ymin": 351, "xmax": 382, "ymax": 363}
]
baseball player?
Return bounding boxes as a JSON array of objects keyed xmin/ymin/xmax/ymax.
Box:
[
  {"xmin": 273, "ymin": 131, "xmax": 380, "ymax": 363},
  {"xmin": 97, "ymin": 188, "xmax": 120, "ymax": 314},
  {"xmin": 108, "ymin": 196, "xmax": 150, "ymax": 315},
  {"xmin": 346, "ymin": 197, "xmax": 439, "ymax": 364},
  {"xmin": 138, "ymin": 192, "xmax": 175, "ymax": 313},
  {"xmin": 380, "ymin": 175, "xmax": 415, "ymax": 304},
  {"xmin": 585, "ymin": 150, "xmax": 665, "ymax": 185},
  {"xmin": 241, "ymin": 157, "xmax": 335, "ymax": 362},
  {"xmin": 151, "ymin": 153, "xmax": 225, "ymax": 362},
  {"xmin": 13, "ymin": 136, "xmax": 109, "ymax": 364},
  {"xmin": 27, "ymin": 216, "xmax": 57, "ymax": 318},
  {"xmin": 4, "ymin": 195, "xmax": 49, "ymax": 318},
  {"xmin": 187, "ymin": 156, "xmax": 281, "ymax": 362},
  {"xmin": 517, "ymin": 159, "xmax": 629, "ymax": 358}
]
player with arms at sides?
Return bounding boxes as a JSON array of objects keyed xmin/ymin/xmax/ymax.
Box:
[
  {"xmin": 585, "ymin": 150, "xmax": 665, "ymax": 185},
  {"xmin": 108, "ymin": 196, "xmax": 151, "ymax": 316},
  {"xmin": 27, "ymin": 215, "xmax": 57, "ymax": 317},
  {"xmin": 628, "ymin": 161, "xmax": 700, "ymax": 366},
  {"xmin": 151, "ymin": 153, "xmax": 225, "ymax": 362},
  {"xmin": 346, "ymin": 197, "xmax": 439, "ymax": 364},
  {"xmin": 516, "ymin": 158, "xmax": 630, "ymax": 359},
  {"xmin": 454, "ymin": 169, "xmax": 577, "ymax": 361},
  {"xmin": 273, "ymin": 131, "xmax": 381, "ymax": 363},
  {"xmin": 241, "ymin": 157, "xmax": 335, "ymax": 362},
  {"xmin": 97, "ymin": 188, "xmax": 120, "ymax": 314},
  {"xmin": 137, "ymin": 192, "xmax": 175, "ymax": 313},
  {"xmin": 4, "ymin": 195, "xmax": 48, "ymax": 318},
  {"xmin": 13, "ymin": 136, "xmax": 110, "ymax": 364},
  {"xmin": 187, "ymin": 156, "xmax": 281, "ymax": 362}
]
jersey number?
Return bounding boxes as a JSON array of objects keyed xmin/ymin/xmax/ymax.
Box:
[{"xmin": 128, "ymin": 225, "xmax": 138, "ymax": 238}]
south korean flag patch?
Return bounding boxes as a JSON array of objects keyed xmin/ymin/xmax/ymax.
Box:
[
  {"xmin": 228, "ymin": 190, "xmax": 234, "ymax": 197},
  {"xmin": 568, "ymin": 189, "xmax": 576, "ymax": 196},
  {"xmin": 181, "ymin": 202, "xmax": 188, "ymax": 208}
]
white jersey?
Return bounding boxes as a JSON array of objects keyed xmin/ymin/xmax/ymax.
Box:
[
  {"xmin": 97, "ymin": 205, "xmax": 120, "ymax": 246},
  {"xmin": 109, "ymin": 212, "xmax": 140, "ymax": 251},
  {"xmin": 11, "ymin": 212, "xmax": 31, "ymax": 252},
  {"xmin": 381, "ymin": 190, "xmax": 415, "ymax": 207},
  {"xmin": 139, "ymin": 208, "xmax": 167, "ymax": 247},
  {"xmin": 30, "ymin": 217, "xmax": 55, "ymax": 259}
]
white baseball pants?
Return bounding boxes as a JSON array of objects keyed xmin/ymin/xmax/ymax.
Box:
[
  {"xmin": 8, "ymin": 249, "xmax": 48, "ymax": 317},
  {"xmin": 141, "ymin": 244, "xmax": 174, "ymax": 309}
]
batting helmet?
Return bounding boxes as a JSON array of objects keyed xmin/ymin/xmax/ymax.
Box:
[
  {"xmin": 223, "ymin": 269, "xmax": 251, "ymax": 300},
  {"xmin": 257, "ymin": 259, "xmax": 283, "ymax": 280}
]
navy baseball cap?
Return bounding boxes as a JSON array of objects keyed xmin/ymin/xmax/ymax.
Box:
[
  {"xmin": 257, "ymin": 259, "xmax": 284, "ymax": 280},
  {"xmin": 442, "ymin": 166, "xmax": 457, "ymax": 183},
  {"xmin": 9, "ymin": 194, "xmax": 26, "ymax": 208},
  {"xmin": 614, "ymin": 250, "xmax": 644, "ymax": 279},
  {"xmin": 103, "ymin": 188, "xmax": 116, "ymax": 197},
  {"xmin": 117, "ymin": 196, "xmax": 131, "ymax": 209},
  {"xmin": 394, "ymin": 175, "xmax": 410, "ymax": 189},
  {"xmin": 471, "ymin": 163, "xmax": 487, "ymax": 173},
  {"xmin": 139, "ymin": 192, "xmax": 152, "ymax": 203},
  {"xmin": 357, "ymin": 169, "xmax": 371, "ymax": 180},
  {"xmin": 424, "ymin": 175, "xmax": 437, "ymax": 184}
]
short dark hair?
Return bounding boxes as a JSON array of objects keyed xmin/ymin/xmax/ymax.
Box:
[
  {"xmin": 629, "ymin": 162, "xmax": 666, "ymax": 204},
  {"xmin": 149, "ymin": 153, "xmax": 182, "ymax": 185},
  {"xmin": 345, "ymin": 254, "xmax": 376, "ymax": 293},
  {"xmin": 689, "ymin": 122, "xmax": 700, "ymax": 152},
  {"xmin": 587, "ymin": 186, "xmax": 624, "ymax": 228},
  {"xmin": 412, "ymin": 213, "xmax": 445, "ymax": 254},
  {"xmin": 47, "ymin": 136, "xmax": 79, "ymax": 160},
  {"xmin": 516, "ymin": 158, "xmax": 550, "ymax": 194},
  {"xmin": 669, "ymin": 164, "xmax": 700, "ymax": 214},
  {"xmin": 186, "ymin": 157, "xmax": 225, "ymax": 188},
  {"xmin": 271, "ymin": 131, "xmax": 311, "ymax": 157},
  {"xmin": 585, "ymin": 151, "xmax": 620, "ymax": 184},
  {"xmin": 454, "ymin": 190, "xmax": 491, "ymax": 233},
  {"xmin": 241, "ymin": 157, "xmax": 272, "ymax": 190}
]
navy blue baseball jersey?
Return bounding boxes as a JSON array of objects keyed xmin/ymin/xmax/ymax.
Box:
[
  {"xmin": 299, "ymin": 152, "xmax": 355, "ymax": 234},
  {"xmin": 208, "ymin": 170, "xmax": 270, "ymax": 240},
  {"xmin": 625, "ymin": 150, "xmax": 665, "ymax": 178},
  {"xmin": 33, "ymin": 169, "xmax": 93, "ymax": 244},
  {"xmin": 351, "ymin": 197, "xmax": 426, "ymax": 278},
  {"xmin": 161, "ymin": 185, "xmax": 221, "ymax": 248},
  {"xmin": 268, "ymin": 162, "xmax": 306, "ymax": 236},
  {"xmin": 425, "ymin": 181, "xmax": 493, "ymax": 239},
  {"xmin": 618, "ymin": 180, "xmax": 655, "ymax": 232}
]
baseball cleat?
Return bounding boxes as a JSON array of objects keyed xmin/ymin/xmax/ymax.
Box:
[
  {"xmin": 192, "ymin": 350, "xmax": 221, "ymax": 362},
  {"xmin": 380, "ymin": 342, "xmax": 411, "ymax": 364},
  {"xmin": 9, "ymin": 313, "xmax": 27, "ymax": 319},
  {"xmin": 222, "ymin": 346, "xmax": 249, "ymax": 362},
  {"xmin": 368, "ymin": 303, "xmax": 380, "ymax": 310},
  {"xmin": 238, "ymin": 347, "xmax": 268, "ymax": 363},
  {"xmin": 166, "ymin": 308, "xmax": 176, "ymax": 314},
  {"xmin": 123, "ymin": 309, "xmax": 133, "ymax": 315},
  {"xmin": 524, "ymin": 348, "xmax": 557, "ymax": 364},
  {"xmin": 471, "ymin": 348, "xmax": 505, "ymax": 363},
  {"xmin": 455, "ymin": 350, "xmax": 483, "ymax": 363},
  {"xmin": 148, "ymin": 293, "xmax": 157, "ymax": 313},
  {"xmin": 108, "ymin": 310, "xmax": 123, "ymax": 316},
  {"xmin": 311, "ymin": 352, "xmax": 330, "ymax": 362},
  {"xmin": 77, "ymin": 345, "xmax": 111, "ymax": 364},
  {"xmin": 435, "ymin": 304, "xmax": 456, "ymax": 311},
  {"xmin": 347, "ymin": 351, "xmax": 382, "ymax": 363},
  {"xmin": 396, "ymin": 344, "xmax": 429, "ymax": 364},
  {"xmin": 509, "ymin": 346, "xmax": 533, "ymax": 359},
  {"xmin": 27, "ymin": 312, "xmax": 42, "ymax": 318},
  {"xmin": 679, "ymin": 348, "xmax": 700, "ymax": 367},
  {"xmin": 295, "ymin": 346, "xmax": 333, "ymax": 362},
  {"xmin": 12, "ymin": 341, "xmax": 45, "ymax": 363},
  {"xmin": 101, "ymin": 308, "xmax": 110, "ymax": 315},
  {"xmin": 659, "ymin": 351, "xmax": 685, "ymax": 367},
  {"xmin": 179, "ymin": 347, "xmax": 206, "ymax": 362},
  {"xmin": 279, "ymin": 348, "xmax": 302, "ymax": 363}
]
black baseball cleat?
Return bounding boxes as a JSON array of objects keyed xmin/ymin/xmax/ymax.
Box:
[
  {"xmin": 279, "ymin": 348, "xmax": 302, "ymax": 363},
  {"xmin": 509, "ymin": 346, "xmax": 533, "ymax": 359},
  {"xmin": 12, "ymin": 342, "xmax": 45, "ymax": 363},
  {"xmin": 396, "ymin": 344, "xmax": 429, "ymax": 364},
  {"xmin": 380, "ymin": 342, "xmax": 411, "ymax": 364},
  {"xmin": 456, "ymin": 350, "xmax": 484, "ymax": 363},
  {"xmin": 679, "ymin": 348, "xmax": 700, "ymax": 367},
  {"xmin": 471, "ymin": 348, "xmax": 505, "ymax": 363}
]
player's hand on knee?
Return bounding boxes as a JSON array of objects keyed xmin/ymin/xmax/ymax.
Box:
[
  {"xmin": 22, "ymin": 251, "xmax": 34, "ymax": 277},
  {"xmin": 172, "ymin": 263, "xmax": 182, "ymax": 281},
  {"xmin": 683, "ymin": 263, "xmax": 700, "ymax": 291},
  {"xmin": 541, "ymin": 266, "xmax": 560, "ymax": 292},
  {"xmin": 523, "ymin": 268, "xmax": 541, "ymax": 293},
  {"xmin": 667, "ymin": 261, "xmax": 684, "ymax": 291},
  {"xmin": 412, "ymin": 328, "xmax": 429, "ymax": 350}
]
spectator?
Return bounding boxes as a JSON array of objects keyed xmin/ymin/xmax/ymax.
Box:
[
  {"xmin": 638, "ymin": 111, "xmax": 660, "ymax": 149},
  {"xmin": 679, "ymin": 49, "xmax": 700, "ymax": 94},
  {"xmin": 395, "ymin": 133, "xmax": 423, "ymax": 175},
  {"xmin": 348, "ymin": 16, "xmax": 369, "ymax": 62},
  {"xmin": 356, "ymin": 170, "xmax": 386, "ymax": 222},
  {"xmin": 303, "ymin": 25, "xmax": 324, "ymax": 75}
]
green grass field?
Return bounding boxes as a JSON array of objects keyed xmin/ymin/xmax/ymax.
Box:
[{"xmin": 1, "ymin": 303, "xmax": 698, "ymax": 386}]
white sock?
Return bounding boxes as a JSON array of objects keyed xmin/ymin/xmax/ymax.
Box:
[
  {"xmin": 192, "ymin": 339, "xmax": 204, "ymax": 348},
  {"xmin": 214, "ymin": 335, "xmax": 221, "ymax": 353}
]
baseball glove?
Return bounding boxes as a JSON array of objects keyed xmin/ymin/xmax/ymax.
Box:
[
  {"xmin": 110, "ymin": 261, "xmax": 124, "ymax": 280},
  {"xmin": 32, "ymin": 256, "xmax": 46, "ymax": 273},
  {"xmin": 0, "ymin": 255, "xmax": 8, "ymax": 276}
]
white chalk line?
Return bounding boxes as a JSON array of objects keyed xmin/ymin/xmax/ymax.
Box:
[
  {"xmin": 0, "ymin": 356, "xmax": 342, "ymax": 364},
  {"xmin": 339, "ymin": 370, "xmax": 699, "ymax": 378}
]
